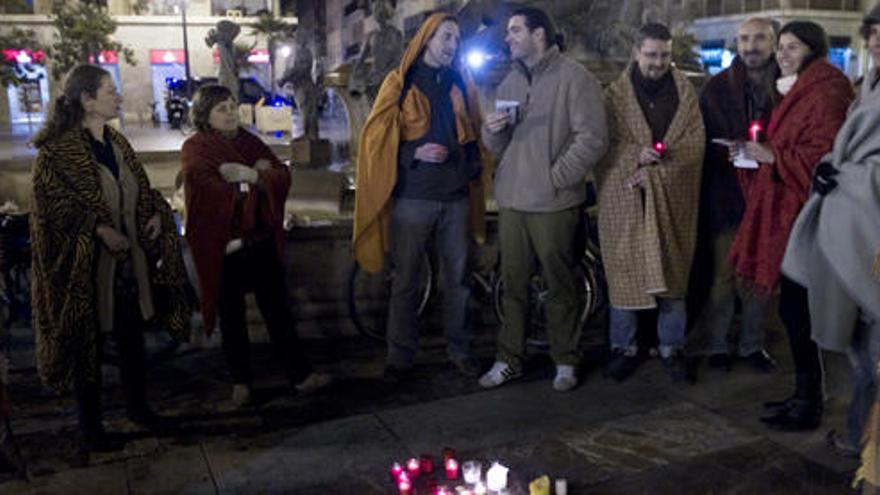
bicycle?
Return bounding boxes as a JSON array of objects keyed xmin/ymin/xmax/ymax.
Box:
[{"xmin": 346, "ymin": 211, "xmax": 606, "ymax": 347}]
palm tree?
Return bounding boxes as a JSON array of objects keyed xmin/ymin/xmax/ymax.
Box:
[{"xmin": 250, "ymin": 12, "xmax": 294, "ymax": 99}]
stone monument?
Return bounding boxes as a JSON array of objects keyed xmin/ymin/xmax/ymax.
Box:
[
  {"xmin": 205, "ymin": 20, "xmax": 241, "ymax": 98},
  {"xmin": 280, "ymin": 31, "xmax": 330, "ymax": 168}
]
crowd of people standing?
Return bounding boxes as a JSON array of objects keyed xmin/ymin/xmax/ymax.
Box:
[
  {"xmin": 353, "ymin": 4, "xmax": 880, "ymax": 467},
  {"xmin": 19, "ymin": 3, "xmax": 880, "ymax": 481}
]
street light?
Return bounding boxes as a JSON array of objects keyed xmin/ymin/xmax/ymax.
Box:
[{"xmin": 172, "ymin": 0, "xmax": 193, "ymax": 98}]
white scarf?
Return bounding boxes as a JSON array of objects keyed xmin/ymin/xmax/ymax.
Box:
[{"xmin": 776, "ymin": 74, "xmax": 798, "ymax": 95}]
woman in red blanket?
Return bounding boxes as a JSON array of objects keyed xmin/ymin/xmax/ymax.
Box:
[
  {"xmin": 729, "ymin": 21, "xmax": 854, "ymax": 431},
  {"xmin": 182, "ymin": 85, "xmax": 329, "ymax": 406}
]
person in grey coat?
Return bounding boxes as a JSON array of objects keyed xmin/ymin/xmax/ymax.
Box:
[
  {"xmin": 781, "ymin": 5, "xmax": 880, "ymax": 457},
  {"xmin": 478, "ymin": 6, "xmax": 608, "ymax": 392}
]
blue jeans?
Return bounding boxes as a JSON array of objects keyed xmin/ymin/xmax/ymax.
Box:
[
  {"xmin": 386, "ymin": 197, "xmax": 471, "ymax": 368},
  {"xmin": 693, "ymin": 228, "xmax": 770, "ymax": 356},
  {"xmin": 846, "ymin": 311, "xmax": 880, "ymax": 448},
  {"xmin": 610, "ymin": 298, "xmax": 686, "ymax": 357}
]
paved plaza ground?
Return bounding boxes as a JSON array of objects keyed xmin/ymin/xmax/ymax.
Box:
[{"xmin": 0, "ymin": 314, "xmax": 866, "ymax": 494}]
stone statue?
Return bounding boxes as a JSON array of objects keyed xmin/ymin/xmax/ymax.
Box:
[
  {"xmin": 280, "ymin": 31, "xmax": 321, "ymax": 140},
  {"xmin": 348, "ymin": 0, "xmax": 403, "ymax": 103},
  {"xmin": 205, "ymin": 20, "xmax": 241, "ymax": 98}
]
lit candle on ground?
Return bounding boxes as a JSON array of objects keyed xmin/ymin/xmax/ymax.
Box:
[
  {"xmin": 445, "ymin": 458, "xmax": 459, "ymax": 480},
  {"xmin": 390, "ymin": 462, "xmax": 404, "ymax": 481},
  {"xmin": 407, "ymin": 458, "xmax": 421, "ymax": 478},
  {"xmin": 398, "ymin": 478, "xmax": 412, "ymax": 495},
  {"xmin": 555, "ymin": 478, "xmax": 568, "ymax": 495},
  {"xmin": 442, "ymin": 447, "xmax": 456, "ymax": 463},
  {"xmin": 486, "ymin": 462, "xmax": 509, "ymax": 491},
  {"xmin": 473, "ymin": 482, "xmax": 487, "ymax": 495},
  {"xmin": 462, "ymin": 460, "xmax": 481, "ymax": 484}
]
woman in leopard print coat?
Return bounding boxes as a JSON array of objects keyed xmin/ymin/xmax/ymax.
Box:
[{"xmin": 30, "ymin": 65, "xmax": 190, "ymax": 454}]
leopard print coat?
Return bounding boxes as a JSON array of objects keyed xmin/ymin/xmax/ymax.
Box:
[{"xmin": 31, "ymin": 126, "xmax": 191, "ymax": 393}]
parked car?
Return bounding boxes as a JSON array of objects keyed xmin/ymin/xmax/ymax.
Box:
[{"xmin": 192, "ymin": 76, "xmax": 293, "ymax": 106}]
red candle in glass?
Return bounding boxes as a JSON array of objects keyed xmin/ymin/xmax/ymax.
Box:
[
  {"xmin": 406, "ymin": 458, "xmax": 421, "ymax": 478},
  {"xmin": 398, "ymin": 478, "xmax": 412, "ymax": 495},
  {"xmin": 749, "ymin": 121, "xmax": 763, "ymax": 142},
  {"xmin": 445, "ymin": 458, "xmax": 459, "ymax": 480},
  {"xmin": 390, "ymin": 462, "xmax": 404, "ymax": 481},
  {"xmin": 442, "ymin": 447, "xmax": 456, "ymax": 463},
  {"xmin": 419, "ymin": 454, "xmax": 435, "ymax": 473}
]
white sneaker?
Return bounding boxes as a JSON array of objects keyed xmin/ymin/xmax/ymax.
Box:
[
  {"xmin": 553, "ymin": 365, "xmax": 578, "ymax": 392},
  {"xmin": 295, "ymin": 372, "xmax": 333, "ymax": 395},
  {"xmin": 232, "ymin": 384, "xmax": 252, "ymax": 406},
  {"xmin": 478, "ymin": 361, "xmax": 522, "ymax": 389}
]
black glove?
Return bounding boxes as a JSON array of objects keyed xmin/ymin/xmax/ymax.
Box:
[{"xmin": 812, "ymin": 161, "xmax": 839, "ymax": 196}]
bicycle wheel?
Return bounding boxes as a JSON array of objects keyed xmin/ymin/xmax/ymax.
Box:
[
  {"xmin": 346, "ymin": 253, "xmax": 433, "ymax": 341},
  {"xmin": 492, "ymin": 258, "xmax": 597, "ymax": 348}
]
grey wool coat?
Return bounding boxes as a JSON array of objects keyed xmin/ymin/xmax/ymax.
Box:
[{"xmin": 782, "ymin": 74, "xmax": 880, "ymax": 352}]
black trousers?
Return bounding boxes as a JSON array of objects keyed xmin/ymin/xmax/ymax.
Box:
[
  {"xmin": 75, "ymin": 277, "xmax": 148, "ymax": 437},
  {"xmin": 778, "ymin": 275, "xmax": 821, "ymax": 400},
  {"xmin": 218, "ymin": 239, "xmax": 312, "ymax": 385}
]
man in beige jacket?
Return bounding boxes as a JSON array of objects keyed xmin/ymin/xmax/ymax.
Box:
[
  {"xmin": 479, "ymin": 6, "xmax": 608, "ymax": 392},
  {"xmin": 597, "ymin": 23, "xmax": 705, "ymax": 383}
]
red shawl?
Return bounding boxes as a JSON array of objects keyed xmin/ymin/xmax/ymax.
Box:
[
  {"xmin": 728, "ymin": 60, "xmax": 853, "ymax": 294},
  {"xmin": 181, "ymin": 128, "xmax": 291, "ymax": 334}
]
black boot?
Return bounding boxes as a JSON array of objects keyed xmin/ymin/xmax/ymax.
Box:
[
  {"xmin": 118, "ymin": 325, "xmax": 165, "ymax": 431},
  {"xmin": 123, "ymin": 379, "xmax": 163, "ymax": 430},
  {"xmin": 75, "ymin": 382, "xmax": 123, "ymax": 454},
  {"xmin": 762, "ymin": 394, "xmax": 796, "ymax": 416},
  {"xmin": 761, "ymin": 398, "xmax": 823, "ymax": 431},
  {"xmin": 760, "ymin": 373, "xmax": 822, "ymax": 431}
]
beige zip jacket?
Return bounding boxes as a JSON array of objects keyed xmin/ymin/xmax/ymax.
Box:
[{"xmin": 482, "ymin": 46, "xmax": 608, "ymax": 212}]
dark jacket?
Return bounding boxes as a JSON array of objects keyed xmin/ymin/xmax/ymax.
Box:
[
  {"xmin": 698, "ymin": 56, "xmax": 778, "ymax": 234},
  {"xmin": 394, "ymin": 60, "xmax": 481, "ymax": 201}
]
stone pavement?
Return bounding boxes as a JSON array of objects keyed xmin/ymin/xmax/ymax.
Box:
[{"xmin": 0, "ymin": 315, "xmax": 864, "ymax": 494}]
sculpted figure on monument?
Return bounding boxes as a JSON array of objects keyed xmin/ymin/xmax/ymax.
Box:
[
  {"xmin": 348, "ymin": 0, "xmax": 404, "ymax": 103},
  {"xmin": 205, "ymin": 20, "xmax": 242, "ymax": 98}
]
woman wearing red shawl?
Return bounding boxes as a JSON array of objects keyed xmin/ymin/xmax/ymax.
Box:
[
  {"xmin": 182, "ymin": 85, "xmax": 329, "ymax": 406},
  {"xmin": 729, "ymin": 21, "xmax": 854, "ymax": 431}
]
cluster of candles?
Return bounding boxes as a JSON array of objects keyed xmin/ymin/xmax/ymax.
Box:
[{"xmin": 389, "ymin": 448, "xmax": 509, "ymax": 494}]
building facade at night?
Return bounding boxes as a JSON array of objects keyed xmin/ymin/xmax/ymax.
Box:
[
  {"xmin": 687, "ymin": 0, "xmax": 872, "ymax": 78},
  {"xmin": 1, "ymin": 0, "xmax": 877, "ymax": 127},
  {"xmin": 0, "ymin": 0, "xmax": 298, "ymax": 126}
]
